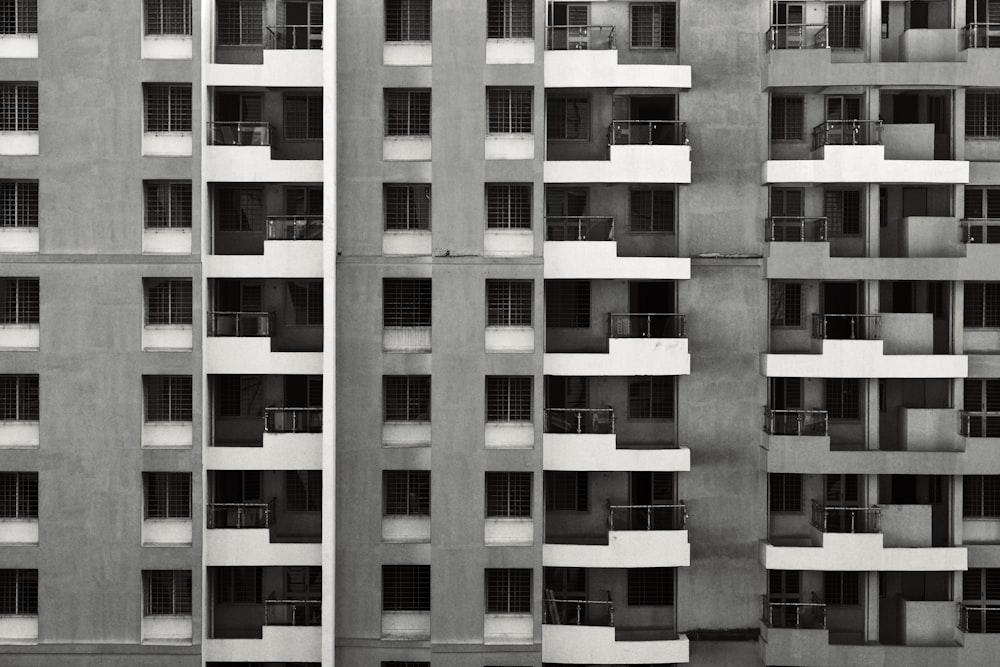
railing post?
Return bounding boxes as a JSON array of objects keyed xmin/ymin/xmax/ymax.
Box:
[
  {"xmin": 647, "ymin": 506, "xmax": 652, "ymax": 530},
  {"xmin": 292, "ymin": 410, "xmax": 298, "ymax": 433},
  {"xmin": 610, "ymin": 410, "xmax": 616, "ymax": 434},
  {"xmin": 576, "ymin": 411, "xmax": 582, "ymax": 434},
  {"xmin": 799, "ymin": 218, "xmax": 805, "ymax": 242},
  {"xmin": 646, "ymin": 314, "xmax": 652, "ymax": 338}
]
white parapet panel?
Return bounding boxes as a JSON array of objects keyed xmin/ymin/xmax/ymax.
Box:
[
  {"xmin": 205, "ymin": 240, "xmax": 323, "ymax": 278},
  {"xmin": 0, "ymin": 325, "xmax": 38, "ymax": 350},
  {"xmin": 0, "ymin": 422, "xmax": 38, "ymax": 449},
  {"xmin": 760, "ymin": 534, "xmax": 967, "ymax": 571},
  {"xmin": 762, "ymin": 146, "xmax": 969, "ymax": 184},
  {"xmin": 383, "ymin": 230, "xmax": 432, "ymax": 256},
  {"xmin": 761, "ymin": 340, "xmax": 967, "ymax": 378},
  {"xmin": 141, "ymin": 36, "xmax": 192, "ymax": 60},
  {"xmin": 203, "ymin": 341, "xmax": 322, "ymax": 375},
  {"xmin": 142, "ymin": 133, "xmax": 192, "ymax": 157},
  {"xmin": 544, "ymin": 51, "xmax": 691, "ymax": 88},
  {"xmin": 485, "ymin": 230, "xmax": 534, "ymax": 257},
  {"xmin": 383, "ymin": 137, "xmax": 432, "ymax": 162},
  {"xmin": 205, "ymin": 530, "xmax": 321, "ymax": 565},
  {"xmin": 0, "ymin": 133, "xmax": 38, "ymax": 156},
  {"xmin": 383, "ymin": 516, "xmax": 431, "ymax": 543},
  {"xmin": 0, "ymin": 519, "xmax": 37, "ymax": 545},
  {"xmin": 0, "ymin": 228, "xmax": 38, "ymax": 254},
  {"xmin": 0, "ymin": 617, "xmax": 37, "ymax": 644},
  {"xmin": 485, "ymin": 517, "xmax": 533, "ymax": 546},
  {"xmin": 383, "ymin": 326, "xmax": 431, "ymax": 352},
  {"xmin": 204, "ymin": 627, "xmax": 322, "ymax": 663},
  {"xmin": 485, "ymin": 134, "xmax": 535, "ymax": 160},
  {"xmin": 486, "ymin": 39, "xmax": 535, "ymax": 64},
  {"xmin": 544, "ymin": 530, "xmax": 690, "ymax": 568},
  {"xmin": 203, "ymin": 146, "xmax": 323, "ymax": 182},
  {"xmin": 204, "ymin": 434, "xmax": 323, "ymax": 470},
  {"xmin": 143, "ymin": 228, "xmax": 192, "ymax": 255},
  {"xmin": 382, "ymin": 422, "xmax": 431, "ymax": 447},
  {"xmin": 486, "ymin": 326, "xmax": 534, "ymax": 353},
  {"xmin": 542, "ymin": 625, "xmax": 689, "ymax": 665},
  {"xmin": 142, "ymin": 518, "xmax": 192, "ymax": 546},
  {"xmin": 545, "ymin": 145, "xmax": 691, "ymax": 184},
  {"xmin": 141, "ymin": 616, "xmax": 192, "ymax": 644},
  {"xmin": 484, "ymin": 614, "xmax": 533, "ymax": 644},
  {"xmin": 485, "ymin": 422, "xmax": 535, "ymax": 449},
  {"xmin": 142, "ymin": 325, "xmax": 193, "ymax": 351},
  {"xmin": 545, "ymin": 338, "xmax": 690, "ymax": 376},
  {"xmin": 382, "ymin": 611, "xmax": 430, "ymax": 640},
  {"xmin": 544, "ymin": 242, "xmax": 690, "ymax": 279},
  {"xmin": 141, "ymin": 422, "xmax": 193, "ymax": 448},
  {"xmin": 204, "ymin": 50, "xmax": 324, "ymax": 87},
  {"xmin": 383, "ymin": 42, "xmax": 432, "ymax": 66},
  {"xmin": 0, "ymin": 35, "xmax": 37, "ymax": 59},
  {"xmin": 544, "ymin": 434, "xmax": 691, "ymax": 472}
]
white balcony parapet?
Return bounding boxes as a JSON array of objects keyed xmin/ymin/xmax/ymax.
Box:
[
  {"xmin": 205, "ymin": 530, "xmax": 321, "ymax": 566},
  {"xmin": 203, "ymin": 340, "xmax": 322, "ymax": 375},
  {"xmin": 205, "ymin": 49, "xmax": 324, "ymax": 87},
  {"xmin": 761, "ymin": 340, "xmax": 967, "ymax": 379},
  {"xmin": 544, "ymin": 50, "xmax": 691, "ymax": 88},
  {"xmin": 205, "ymin": 238, "xmax": 323, "ymax": 278},
  {"xmin": 763, "ymin": 145, "xmax": 969, "ymax": 184},
  {"xmin": 544, "ymin": 241, "xmax": 689, "ymax": 279},
  {"xmin": 542, "ymin": 623, "xmax": 689, "ymax": 665},
  {"xmin": 761, "ymin": 534, "xmax": 967, "ymax": 571},
  {"xmin": 204, "ymin": 626, "xmax": 322, "ymax": 663},
  {"xmin": 543, "ymin": 432, "xmax": 691, "ymax": 472},
  {"xmin": 545, "ymin": 338, "xmax": 690, "ymax": 376},
  {"xmin": 545, "ymin": 121, "xmax": 691, "ymax": 184},
  {"xmin": 205, "ymin": 433, "xmax": 322, "ymax": 470}
]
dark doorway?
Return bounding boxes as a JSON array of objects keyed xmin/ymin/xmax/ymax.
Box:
[
  {"xmin": 822, "ymin": 282, "xmax": 861, "ymax": 338},
  {"xmin": 893, "ymin": 94, "xmax": 920, "ymax": 124}
]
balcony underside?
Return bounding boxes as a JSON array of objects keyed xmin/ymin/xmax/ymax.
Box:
[
  {"xmin": 766, "ymin": 242, "xmax": 1000, "ymax": 281},
  {"xmin": 543, "ymin": 51, "xmax": 691, "ymax": 88},
  {"xmin": 542, "ymin": 624, "xmax": 689, "ymax": 665},
  {"xmin": 763, "ymin": 147, "xmax": 969, "ymax": 185},
  {"xmin": 761, "ymin": 535, "xmax": 967, "ymax": 572},
  {"xmin": 543, "ymin": 434, "xmax": 690, "ymax": 472},
  {"xmin": 761, "ymin": 340, "xmax": 967, "ymax": 379}
]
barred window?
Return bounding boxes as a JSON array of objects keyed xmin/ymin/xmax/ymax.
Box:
[
  {"xmin": 0, "ymin": 278, "xmax": 38, "ymax": 325},
  {"xmin": 964, "ymin": 379, "xmax": 1000, "ymax": 437},
  {"xmin": 769, "ymin": 473, "xmax": 802, "ymax": 512},
  {"xmin": 487, "ymin": 279, "xmax": 532, "ymax": 327},
  {"xmin": 0, "ymin": 0, "xmax": 37, "ymax": 34},
  {"xmin": 143, "ymin": 570, "xmax": 192, "ymax": 616},
  {"xmin": 286, "ymin": 280, "xmax": 323, "ymax": 326},
  {"xmin": 825, "ymin": 378, "xmax": 860, "ymax": 419},
  {"xmin": 217, "ymin": 0, "xmax": 263, "ymax": 46},
  {"xmin": 385, "ymin": 0, "xmax": 430, "ymax": 41},
  {"xmin": 384, "ymin": 184, "xmax": 431, "ymax": 230},
  {"xmin": 486, "ymin": 471, "xmax": 531, "ymax": 517},
  {"xmin": 145, "ymin": 375, "xmax": 192, "ymax": 422},
  {"xmin": 486, "ymin": 376, "xmax": 532, "ymax": 421},
  {"xmin": 286, "ymin": 470, "xmax": 321, "ymax": 512},
  {"xmin": 144, "ymin": 472, "xmax": 191, "ymax": 519},
  {"xmin": 384, "ymin": 375, "xmax": 430, "ymax": 421},
  {"xmin": 964, "ymin": 569, "xmax": 1000, "ymax": 602},
  {"xmin": 216, "ymin": 375, "xmax": 263, "ymax": 418},
  {"xmin": 383, "ymin": 278, "xmax": 432, "ymax": 327},
  {"xmin": 965, "ymin": 187, "xmax": 1000, "ymax": 219},
  {"xmin": 770, "ymin": 281, "xmax": 802, "ymax": 327},
  {"xmin": 628, "ymin": 376, "xmax": 674, "ymax": 419},
  {"xmin": 144, "ymin": 84, "xmax": 192, "ymax": 132},
  {"xmin": 0, "ymin": 83, "xmax": 37, "ymax": 132},
  {"xmin": 545, "ymin": 280, "xmax": 589, "ymax": 328},
  {"xmin": 486, "ymin": 568, "xmax": 531, "ymax": 613},
  {"xmin": 383, "ymin": 564, "xmax": 430, "ymax": 611},
  {"xmin": 0, "ymin": 375, "xmax": 37, "ymax": 421},
  {"xmin": 547, "ymin": 97, "xmax": 590, "ymax": 141},
  {"xmin": 385, "ymin": 89, "xmax": 430, "ymax": 136},
  {"xmin": 486, "ymin": 184, "xmax": 532, "ymax": 229},
  {"xmin": 217, "ymin": 187, "xmax": 264, "ymax": 232},
  {"xmin": 627, "ymin": 568, "xmax": 673, "ymax": 606},
  {"xmin": 964, "ymin": 476, "xmax": 1000, "ymax": 518},
  {"xmin": 215, "ymin": 566, "xmax": 261, "ymax": 603},
  {"xmin": 772, "ymin": 96, "xmax": 804, "ymax": 141},
  {"xmin": 382, "ymin": 663, "xmax": 430, "ymax": 667},
  {"xmin": 966, "ymin": 91, "xmax": 1000, "ymax": 138},
  {"xmin": 824, "ymin": 571, "xmax": 860, "ymax": 605},
  {"xmin": 383, "ymin": 470, "xmax": 430, "ymax": 516},
  {"xmin": 630, "ymin": 3, "xmax": 676, "ymax": 49},
  {"xmin": 0, "ymin": 472, "xmax": 36, "ymax": 518},
  {"xmin": 285, "ymin": 94, "xmax": 323, "ymax": 140},
  {"xmin": 630, "ymin": 187, "xmax": 675, "ymax": 233},
  {"xmin": 827, "ymin": 3, "xmax": 863, "ymax": 49},
  {"xmin": 0, "ymin": 569, "xmax": 36, "ymax": 615},
  {"xmin": 487, "ymin": 0, "xmax": 532, "ymax": 38},
  {"xmin": 144, "ymin": 182, "xmax": 192, "ymax": 229},
  {"xmin": 545, "ymin": 471, "xmax": 588, "ymax": 511},
  {"xmin": 965, "ymin": 283, "xmax": 1000, "ymax": 328},
  {"xmin": 0, "ymin": 181, "xmax": 38, "ymax": 228},
  {"xmin": 145, "ymin": 279, "xmax": 192, "ymax": 325},
  {"xmin": 487, "ymin": 87, "xmax": 532, "ymax": 134},
  {"xmin": 824, "ymin": 189, "xmax": 861, "ymax": 237},
  {"xmin": 145, "ymin": 0, "xmax": 192, "ymax": 35}
]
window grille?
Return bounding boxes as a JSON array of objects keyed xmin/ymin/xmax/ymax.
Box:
[
  {"xmin": 145, "ymin": 0, "xmax": 192, "ymax": 35},
  {"xmin": 385, "ymin": 89, "xmax": 431, "ymax": 136},
  {"xmin": 216, "ymin": 375, "xmax": 263, "ymax": 418},
  {"xmin": 382, "ymin": 663, "xmax": 430, "ymax": 667},
  {"xmin": 383, "ymin": 278, "xmax": 432, "ymax": 327},
  {"xmin": 0, "ymin": 375, "xmax": 37, "ymax": 421},
  {"xmin": 966, "ymin": 91, "xmax": 1000, "ymax": 139},
  {"xmin": 217, "ymin": 0, "xmax": 263, "ymax": 45},
  {"xmin": 547, "ymin": 97, "xmax": 590, "ymax": 141},
  {"xmin": 630, "ymin": 3, "xmax": 677, "ymax": 49},
  {"xmin": 965, "ymin": 187, "xmax": 1000, "ymax": 220},
  {"xmin": 487, "ymin": 279, "xmax": 532, "ymax": 326},
  {"xmin": 286, "ymin": 186, "xmax": 323, "ymax": 216},
  {"xmin": 145, "ymin": 375, "xmax": 192, "ymax": 422},
  {"xmin": 769, "ymin": 473, "xmax": 802, "ymax": 512},
  {"xmin": 145, "ymin": 279, "xmax": 192, "ymax": 325},
  {"xmin": 825, "ymin": 378, "xmax": 859, "ymax": 419},
  {"xmin": 627, "ymin": 568, "xmax": 673, "ymax": 606},
  {"xmin": 964, "ymin": 283, "xmax": 1000, "ymax": 328},
  {"xmin": 383, "ymin": 470, "xmax": 430, "ymax": 516},
  {"xmin": 143, "ymin": 570, "xmax": 192, "ymax": 615},
  {"xmin": 630, "ymin": 187, "xmax": 675, "ymax": 233},
  {"xmin": 964, "ymin": 379, "xmax": 1000, "ymax": 437},
  {"xmin": 383, "ymin": 375, "xmax": 431, "ymax": 421},
  {"xmin": 628, "ymin": 376, "xmax": 674, "ymax": 419},
  {"xmin": 215, "ymin": 566, "xmax": 262, "ymax": 603},
  {"xmin": 0, "ymin": 569, "xmax": 36, "ymax": 615},
  {"xmin": 382, "ymin": 564, "xmax": 430, "ymax": 611},
  {"xmin": 487, "ymin": 0, "xmax": 532, "ymax": 38},
  {"xmin": 486, "ymin": 376, "xmax": 532, "ymax": 421},
  {"xmin": 770, "ymin": 282, "xmax": 802, "ymax": 327},
  {"xmin": 486, "ymin": 184, "xmax": 532, "ymax": 229},
  {"xmin": 144, "ymin": 84, "xmax": 191, "ymax": 132},
  {"xmin": 285, "ymin": 94, "xmax": 323, "ymax": 140},
  {"xmin": 824, "ymin": 189, "xmax": 861, "ymax": 236},
  {"xmin": 144, "ymin": 472, "xmax": 191, "ymax": 519},
  {"xmin": 217, "ymin": 187, "xmax": 264, "ymax": 232},
  {"xmin": 0, "ymin": 472, "xmax": 36, "ymax": 518},
  {"xmin": 545, "ymin": 471, "xmax": 588, "ymax": 511},
  {"xmin": 285, "ymin": 565, "xmax": 322, "ymax": 598},
  {"xmin": 286, "ymin": 280, "xmax": 323, "ymax": 326},
  {"xmin": 771, "ymin": 96, "xmax": 804, "ymax": 141},
  {"xmin": 827, "ymin": 3, "xmax": 863, "ymax": 49},
  {"xmin": 486, "ymin": 471, "xmax": 532, "ymax": 517},
  {"xmin": 0, "ymin": 83, "xmax": 37, "ymax": 131},
  {"xmin": 385, "ymin": 0, "xmax": 431, "ymax": 41},
  {"xmin": 823, "ymin": 571, "xmax": 860, "ymax": 605},
  {"xmin": 0, "ymin": 278, "xmax": 38, "ymax": 325},
  {"xmin": 486, "ymin": 568, "xmax": 531, "ymax": 613},
  {"xmin": 144, "ymin": 182, "xmax": 192, "ymax": 229},
  {"xmin": 487, "ymin": 87, "xmax": 532, "ymax": 134},
  {"xmin": 545, "ymin": 280, "xmax": 590, "ymax": 328},
  {"xmin": 964, "ymin": 569, "xmax": 1000, "ymax": 602},
  {"xmin": 964, "ymin": 476, "xmax": 1000, "ymax": 518},
  {"xmin": 286, "ymin": 470, "xmax": 321, "ymax": 512},
  {"xmin": 769, "ymin": 570, "xmax": 802, "ymax": 600},
  {"xmin": 0, "ymin": 181, "xmax": 38, "ymax": 228},
  {"xmin": 384, "ymin": 184, "xmax": 431, "ymax": 230},
  {"xmin": 0, "ymin": 0, "xmax": 36, "ymax": 34}
]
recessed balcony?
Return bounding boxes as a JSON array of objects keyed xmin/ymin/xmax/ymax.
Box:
[
  {"xmin": 544, "ymin": 217, "xmax": 689, "ymax": 279},
  {"xmin": 204, "ymin": 122, "xmax": 323, "ymax": 182},
  {"xmin": 211, "ymin": 373, "xmax": 322, "ymax": 449},
  {"xmin": 546, "ymin": 313, "xmax": 689, "ymax": 376},
  {"xmin": 210, "ymin": 213, "xmax": 323, "ymax": 277},
  {"xmin": 545, "ymin": 121, "xmax": 691, "ymax": 184}
]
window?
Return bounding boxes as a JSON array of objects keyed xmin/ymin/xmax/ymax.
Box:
[
  {"xmin": 547, "ymin": 97, "xmax": 590, "ymax": 141},
  {"xmin": 143, "ymin": 570, "xmax": 192, "ymax": 616},
  {"xmin": 0, "ymin": 181, "xmax": 37, "ymax": 228},
  {"xmin": 383, "ymin": 564, "xmax": 430, "ymax": 611},
  {"xmin": 965, "ymin": 283, "xmax": 1000, "ymax": 328},
  {"xmin": 545, "ymin": 280, "xmax": 589, "ymax": 328},
  {"xmin": 967, "ymin": 91, "xmax": 1000, "ymax": 138},
  {"xmin": 0, "ymin": 569, "xmax": 35, "ymax": 615},
  {"xmin": 965, "ymin": 187, "xmax": 1000, "ymax": 219},
  {"xmin": 824, "ymin": 571, "xmax": 860, "ymax": 605},
  {"xmin": 964, "ymin": 569, "xmax": 1000, "ymax": 601},
  {"xmin": 487, "ymin": 279, "xmax": 532, "ymax": 327},
  {"xmin": 0, "ymin": 0, "xmax": 36, "ymax": 34},
  {"xmin": 216, "ymin": 375, "xmax": 263, "ymax": 418},
  {"xmin": 628, "ymin": 377, "xmax": 674, "ymax": 419},
  {"xmin": 286, "ymin": 470, "xmax": 321, "ymax": 512},
  {"xmin": 285, "ymin": 94, "xmax": 323, "ymax": 140},
  {"xmin": 486, "ymin": 184, "xmax": 531, "ymax": 229},
  {"xmin": 382, "ymin": 663, "xmax": 430, "ymax": 667},
  {"xmin": 385, "ymin": 89, "xmax": 430, "ymax": 136},
  {"xmin": 964, "ymin": 379, "xmax": 1000, "ymax": 437},
  {"xmin": 630, "ymin": 187, "xmax": 675, "ymax": 233},
  {"xmin": 630, "ymin": 3, "xmax": 676, "ymax": 49},
  {"xmin": 286, "ymin": 280, "xmax": 323, "ymax": 326},
  {"xmin": 0, "ymin": 375, "xmax": 37, "ymax": 421},
  {"xmin": 216, "ymin": 0, "xmax": 263, "ymax": 45},
  {"xmin": 144, "ymin": 182, "xmax": 192, "ymax": 229},
  {"xmin": 825, "ymin": 378, "xmax": 859, "ymax": 419},
  {"xmin": 0, "ymin": 472, "xmax": 36, "ymax": 518},
  {"xmin": 384, "ymin": 470, "xmax": 430, "ymax": 516},
  {"xmin": 144, "ymin": 472, "xmax": 192, "ymax": 519},
  {"xmin": 0, "ymin": 278, "xmax": 38, "ymax": 324},
  {"xmin": 964, "ymin": 476, "xmax": 1000, "ymax": 518},
  {"xmin": 486, "ymin": 376, "xmax": 532, "ymax": 421},
  {"xmin": 771, "ymin": 95, "xmax": 804, "ymax": 141},
  {"xmin": 486, "ymin": 471, "xmax": 532, "ymax": 517},
  {"xmin": 627, "ymin": 568, "xmax": 673, "ymax": 606},
  {"xmin": 769, "ymin": 473, "xmax": 802, "ymax": 512},
  {"xmin": 487, "ymin": 0, "xmax": 532, "ymax": 38},
  {"xmin": 827, "ymin": 3, "xmax": 862, "ymax": 49},
  {"xmin": 145, "ymin": 279, "xmax": 192, "ymax": 325},
  {"xmin": 487, "ymin": 87, "xmax": 532, "ymax": 134},
  {"xmin": 144, "ymin": 84, "xmax": 191, "ymax": 132},
  {"xmin": 0, "ymin": 83, "xmax": 37, "ymax": 131},
  {"xmin": 285, "ymin": 565, "xmax": 322, "ymax": 599},
  {"xmin": 384, "ymin": 184, "xmax": 430, "ymax": 230},
  {"xmin": 215, "ymin": 566, "xmax": 261, "ymax": 603},
  {"xmin": 485, "ymin": 568, "xmax": 531, "ymax": 613},
  {"xmin": 145, "ymin": 376, "xmax": 192, "ymax": 422},
  {"xmin": 545, "ymin": 471, "xmax": 588, "ymax": 511},
  {"xmin": 824, "ymin": 189, "xmax": 861, "ymax": 236},
  {"xmin": 383, "ymin": 278, "xmax": 431, "ymax": 327},
  {"xmin": 770, "ymin": 282, "xmax": 802, "ymax": 327},
  {"xmin": 385, "ymin": 0, "xmax": 430, "ymax": 41},
  {"xmin": 217, "ymin": 187, "xmax": 263, "ymax": 232},
  {"xmin": 384, "ymin": 375, "xmax": 430, "ymax": 421},
  {"xmin": 145, "ymin": 0, "xmax": 192, "ymax": 35}
]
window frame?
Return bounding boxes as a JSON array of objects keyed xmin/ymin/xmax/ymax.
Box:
[
  {"xmin": 545, "ymin": 471, "xmax": 588, "ymax": 512},
  {"xmin": 964, "ymin": 475, "xmax": 1000, "ymax": 518},
  {"xmin": 629, "ymin": 2, "xmax": 677, "ymax": 50},
  {"xmin": 145, "ymin": 278, "xmax": 192, "ymax": 326},
  {"xmin": 0, "ymin": 277, "xmax": 38, "ymax": 325},
  {"xmin": 143, "ymin": 472, "xmax": 192, "ymax": 519},
  {"xmin": 384, "ymin": 88, "xmax": 431, "ymax": 137},
  {"xmin": 485, "ymin": 471, "xmax": 532, "ymax": 518},
  {"xmin": 285, "ymin": 279, "xmax": 323, "ymax": 326},
  {"xmin": 144, "ymin": 0, "xmax": 192, "ymax": 36},
  {"xmin": 384, "ymin": 183, "xmax": 431, "ymax": 231},
  {"xmin": 485, "ymin": 375, "xmax": 532, "ymax": 422},
  {"xmin": 144, "ymin": 375, "xmax": 192, "ymax": 422},
  {"xmin": 486, "ymin": 279, "xmax": 533, "ymax": 327},
  {"xmin": 966, "ymin": 90, "xmax": 1000, "ymax": 139},
  {"xmin": 0, "ymin": 0, "xmax": 37, "ymax": 35},
  {"xmin": 284, "ymin": 93, "xmax": 323, "ymax": 141},
  {"xmin": 383, "ymin": 375, "xmax": 431, "ymax": 422},
  {"xmin": 0, "ymin": 374, "xmax": 37, "ymax": 421},
  {"xmin": 626, "ymin": 567, "xmax": 674, "ymax": 606},
  {"xmin": 286, "ymin": 470, "xmax": 322, "ymax": 512},
  {"xmin": 485, "ymin": 568, "xmax": 532, "ymax": 614},
  {"xmin": 0, "ymin": 181, "xmax": 38, "ymax": 228},
  {"xmin": 824, "ymin": 571, "xmax": 860, "ymax": 605},
  {"xmin": 546, "ymin": 96, "xmax": 591, "ymax": 142},
  {"xmin": 486, "ymin": 183, "xmax": 532, "ymax": 230},
  {"xmin": 143, "ymin": 83, "xmax": 192, "ymax": 133},
  {"xmin": 0, "ymin": 83, "xmax": 38, "ymax": 132},
  {"xmin": 769, "ymin": 473, "xmax": 802, "ymax": 513},
  {"xmin": 827, "ymin": 2, "xmax": 863, "ymax": 49},
  {"xmin": 383, "ymin": 470, "xmax": 431, "ymax": 516},
  {"xmin": 144, "ymin": 181, "xmax": 192, "ymax": 229},
  {"xmin": 0, "ymin": 472, "xmax": 36, "ymax": 518},
  {"xmin": 143, "ymin": 569, "xmax": 192, "ymax": 616},
  {"xmin": 385, "ymin": 0, "xmax": 431, "ymax": 42},
  {"xmin": 486, "ymin": 87, "xmax": 533, "ymax": 135},
  {"xmin": 382, "ymin": 564, "xmax": 431, "ymax": 612},
  {"xmin": 216, "ymin": 0, "xmax": 263, "ymax": 46},
  {"xmin": 964, "ymin": 282, "xmax": 1000, "ymax": 328},
  {"xmin": 627, "ymin": 376, "xmax": 675, "ymax": 420},
  {"xmin": 629, "ymin": 186, "xmax": 676, "ymax": 234},
  {"xmin": 0, "ymin": 569, "xmax": 36, "ymax": 615},
  {"xmin": 383, "ymin": 278, "xmax": 432, "ymax": 327},
  {"xmin": 771, "ymin": 95, "xmax": 805, "ymax": 142},
  {"xmin": 770, "ymin": 281, "xmax": 803, "ymax": 328},
  {"xmin": 825, "ymin": 378, "xmax": 860, "ymax": 420},
  {"xmin": 545, "ymin": 280, "xmax": 590, "ymax": 328},
  {"xmin": 487, "ymin": 0, "xmax": 533, "ymax": 39}
]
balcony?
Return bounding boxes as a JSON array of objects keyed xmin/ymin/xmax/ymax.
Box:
[
  {"xmin": 544, "ymin": 217, "xmax": 689, "ymax": 280},
  {"xmin": 208, "ymin": 566, "xmax": 321, "ymax": 637},
  {"xmin": 204, "ymin": 120, "xmax": 323, "ymax": 182},
  {"xmin": 546, "ymin": 313, "xmax": 688, "ymax": 376}
]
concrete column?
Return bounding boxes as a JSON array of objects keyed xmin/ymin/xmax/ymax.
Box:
[
  {"xmin": 866, "ymin": 570, "xmax": 880, "ymax": 642},
  {"xmin": 867, "ymin": 378, "xmax": 880, "ymax": 450},
  {"xmin": 866, "ymin": 183, "xmax": 881, "ymax": 258},
  {"xmin": 953, "ymin": 281, "xmax": 964, "ymax": 354},
  {"xmin": 954, "ymin": 89, "xmax": 966, "ymax": 161}
]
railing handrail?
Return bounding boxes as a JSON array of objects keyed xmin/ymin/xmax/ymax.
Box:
[
  {"xmin": 607, "ymin": 313, "xmax": 686, "ymax": 339},
  {"xmin": 814, "ymin": 119, "xmax": 883, "ymax": 128},
  {"xmin": 544, "ymin": 215, "xmax": 614, "ymax": 221},
  {"xmin": 545, "ymin": 24, "xmax": 616, "ymax": 50},
  {"xmin": 609, "ymin": 502, "xmax": 686, "ymax": 510},
  {"xmin": 544, "ymin": 216, "xmax": 615, "ymax": 241},
  {"xmin": 607, "ymin": 311, "xmax": 682, "ymax": 316},
  {"xmin": 811, "ymin": 498, "xmax": 881, "ymax": 533},
  {"xmin": 207, "ymin": 310, "xmax": 270, "ymax": 316},
  {"xmin": 766, "ymin": 23, "xmax": 829, "ymax": 50},
  {"xmin": 544, "ymin": 407, "xmax": 614, "ymax": 414},
  {"xmin": 206, "ymin": 121, "xmax": 271, "ymax": 147},
  {"xmin": 265, "ymin": 215, "xmax": 324, "ymax": 222},
  {"xmin": 811, "ymin": 119, "xmax": 883, "ymax": 150},
  {"xmin": 264, "ymin": 406, "xmax": 323, "ymax": 413},
  {"xmin": 207, "ymin": 502, "xmax": 270, "ymax": 508},
  {"xmin": 547, "ymin": 23, "xmax": 616, "ymax": 30},
  {"xmin": 543, "ymin": 406, "xmax": 616, "ymax": 435},
  {"xmin": 810, "ymin": 312, "xmax": 882, "ymax": 340},
  {"xmin": 761, "ymin": 594, "xmax": 828, "ymax": 629},
  {"xmin": 609, "ymin": 120, "xmax": 688, "ymax": 147},
  {"xmin": 265, "ymin": 598, "xmax": 321, "ymax": 605},
  {"xmin": 766, "ymin": 216, "xmax": 829, "ymax": 242},
  {"xmin": 612, "ymin": 119, "xmax": 685, "ymax": 125},
  {"xmin": 766, "ymin": 408, "xmax": 828, "ymax": 415},
  {"xmin": 762, "ymin": 406, "xmax": 830, "ymax": 436},
  {"xmin": 207, "ymin": 120, "xmax": 270, "ymax": 128}
]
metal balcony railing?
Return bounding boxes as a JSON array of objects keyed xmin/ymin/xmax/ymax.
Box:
[
  {"xmin": 962, "ymin": 219, "xmax": 1000, "ymax": 244},
  {"xmin": 544, "ymin": 216, "xmax": 615, "ymax": 241},
  {"xmin": 959, "ymin": 410, "xmax": 1000, "ymax": 437},
  {"xmin": 266, "ymin": 216, "xmax": 324, "ymax": 240},
  {"xmin": 207, "ymin": 121, "xmax": 271, "ymax": 146},
  {"xmin": 959, "ymin": 604, "xmax": 1000, "ymax": 633},
  {"xmin": 265, "ymin": 24, "xmax": 323, "ymax": 50},
  {"xmin": 963, "ymin": 23, "xmax": 1000, "ymax": 49},
  {"xmin": 810, "ymin": 313, "xmax": 881, "ymax": 341},
  {"xmin": 543, "ymin": 591, "xmax": 614, "ymax": 626},
  {"xmin": 766, "ymin": 217, "xmax": 829, "ymax": 242},
  {"xmin": 206, "ymin": 499, "xmax": 275, "ymax": 529},
  {"xmin": 610, "ymin": 120, "xmax": 687, "ymax": 146},
  {"xmin": 545, "ymin": 24, "xmax": 616, "ymax": 50},
  {"xmin": 608, "ymin": 313, "xmax": 685, "ymax": 339},
  {"xmin": 264, "ymin": 407, "xmax": 322, "ymax": 433},
  {"xmin": 544, "ymin": 407, "xmax": 615, "ymax": 434},
  {"xmin": 264, "ymin": 599, "xmax": 321, "ymax": 626},
  {"xmin": 608, "ymin": 501, "xmax": 687, "ymax": 531},
  {"xmin": 763, "ymin": 408, "xmax": 829, "ymax": 436},
  {"xmin": 207, "ymin": 311, "xmax": 272, "ymax": 337},
  {"xmin": 761, "ymin": 593, "xmax": 827, "ymax": 629},
  {"xmin": 766, "ymin": 24, "xmax": 829, "ymax": 50},
  {"xmin": 810, "ymin": 499, "xmax": 881, "ymax": 534},
  {"xmin": 811, "ymin": 120, "xmax": 883, "ymax": 150}
]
